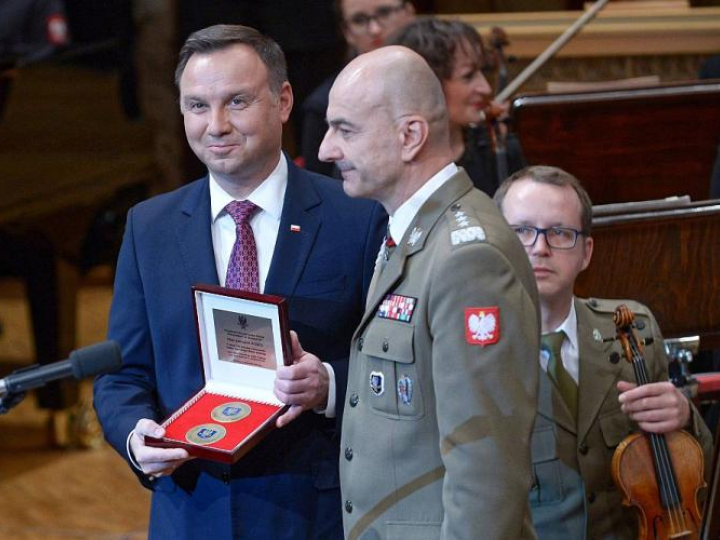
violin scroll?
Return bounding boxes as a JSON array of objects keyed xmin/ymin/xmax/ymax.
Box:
[
  {"xmin": 613, "ymin": 304, "xmax": 634, "ymax": 328},
  {"xmin": 613, "ymin": 304, "xmax": 644, "ymax": 362}
]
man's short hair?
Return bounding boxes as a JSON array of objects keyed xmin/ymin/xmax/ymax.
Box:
[
  {"xmin": 494, "ymin": 165, "xmax": 594, "ymax": 235},
  {"xmin": 386, "ymin": 16, "xmax": 487, "ymax": 81},
  {"xmin": 175, "ymin": 24, "xmax": 287, "ymax": 94}
]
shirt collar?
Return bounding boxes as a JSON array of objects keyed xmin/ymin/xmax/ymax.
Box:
[
  {"xmin": 209, "ymin": 152, "xmax": 287, "ymax": 222},
  {"xmin": 388, "ymin": 162, "xmax": 458, "ymax": 244},
  {"xmin": 550, "ymin": 299, "xmax": 578, "ymax": 350}
]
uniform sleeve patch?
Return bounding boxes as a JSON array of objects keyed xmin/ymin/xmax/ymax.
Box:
[{"xmin": 465, "ymin": 307, "xmax": 500, "ymax": 346}]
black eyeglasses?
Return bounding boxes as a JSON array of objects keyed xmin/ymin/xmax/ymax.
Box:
[
  {"xmin": 511, "ymin": 225, "xmax": 586, "ymax": 249},
  {"xmin": 345, "ymin": 3, "xmax": 407, "ymax": 34}
]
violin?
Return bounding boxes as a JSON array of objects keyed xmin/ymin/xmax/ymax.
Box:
[{"xmin": 611, "ymin": 305, "xmax": 705, "ymax": 540}]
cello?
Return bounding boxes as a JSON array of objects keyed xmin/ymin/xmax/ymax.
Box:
[{"xmin": 611, "ymin": 304, "xmax": 706, "ymax": 539}]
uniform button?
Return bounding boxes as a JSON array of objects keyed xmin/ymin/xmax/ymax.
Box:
[
  {"xmin": 345, "ymin": 500, "xmax": 353, "ymax": 513},
  {"xmin": 588, "ymin": 298, "xmax": 598, "ymax": 307},
  {"xmin": 451, "ymin": 203, "xmax": 461, "ymax": 211},
  {"xmin": 636, "ymin": 320, "xmax": 646, "ymax": 330},
  {"xmin": 609, "ymin": 352, "xmax": 620, "ymax": 364},
  {"xmin": 221, "ymin": 472, "xmax": 230, "ymax": 485},
  {"xmin": 587, "ymin": 492, "xmax": 596, "ymax": 504},
  {"xmin": 345, "ymin": 447, "xmax": 353, "ymax": 461},
  {"xmin": 578, "ymin": 443, "xmax": 588, "ymax": 455},
  {"xmin": 358, "ymin": 337, "xmax": 364, "ymax": 351},
  {"xmin": 382, "ymin": 339, "xmax": 389, "ymax": 352},
  {"xmin": 349, "ymin": 393, "xmax": 359, "ymax": 407}
]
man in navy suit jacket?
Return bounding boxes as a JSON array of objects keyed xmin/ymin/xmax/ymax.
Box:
[{"xmin": 93, "ymin": 24, "xmax": 384, "ymax": 539}]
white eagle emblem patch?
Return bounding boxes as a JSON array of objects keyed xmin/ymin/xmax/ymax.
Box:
[{"xmin": 465, "ymin": 307, "xmax": 500, "ymax": 346}]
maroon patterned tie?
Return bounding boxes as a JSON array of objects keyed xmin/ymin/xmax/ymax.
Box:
[
  {"xmin": 224, "ymin": 200, "xmax": 260, "ymax": 292},
  {"xmin": 381, "ymin": 225, "xmax": 396, "ymax": 272}
]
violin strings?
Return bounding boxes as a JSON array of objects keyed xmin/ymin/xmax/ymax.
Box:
[
  {"xmin": 629, "ymin": 337, "xmax": 687, "ymax": 534},
  {"xmin": 631, "ymin": 344, "xmax": 681, "ymax": 531}
]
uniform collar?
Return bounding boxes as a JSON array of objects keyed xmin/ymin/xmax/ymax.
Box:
[{"xmin": 388, "ymin": 162, "xmax": 457, "ymax": 244}]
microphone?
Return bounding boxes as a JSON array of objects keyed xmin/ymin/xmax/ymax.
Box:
[{"xmin": 0, "ymin": 341, "xmax": 122, "ymax": 396}]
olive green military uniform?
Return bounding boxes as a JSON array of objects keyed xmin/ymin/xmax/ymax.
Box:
[
  {"xmin": 340, "ymin": 170, "xmax": 541, "ymax": 540},
  {"xmin": 530, "ymin": 297, "xmax": 714, "ymax": 539}
]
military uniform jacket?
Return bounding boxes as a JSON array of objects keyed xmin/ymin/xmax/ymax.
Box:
[
  {"xmin": 530, "ymin": 297, "xmax": 714, "ymax": 540},
  {"xmin": 340, "ymin": 170, "xmax": 541, "ymax": 540}
]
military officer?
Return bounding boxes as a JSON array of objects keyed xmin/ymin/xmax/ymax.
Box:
[
  {"xmin": 493, "ymin": 165, "xmax": 714, "ymax": 539},
  {"xmin": 309, "ymin": 45, "xmax": 540, "ymax": 539}
]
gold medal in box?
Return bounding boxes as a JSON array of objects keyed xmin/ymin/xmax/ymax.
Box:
[
  {"xmin": 186, "ymin": 423, "xmax": 227, "ymax": 445},
  {"xmin": 146, "ymin": 286, "xmax": 293, "ymax": 464},
  {"xmin": 211, "ymin": 402, "xmax": 252, "ymax": 423}
]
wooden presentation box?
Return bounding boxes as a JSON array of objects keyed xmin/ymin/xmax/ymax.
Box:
[{"xmin": 146, "ymin": 285, "xmax": 292, "ymax": 463}]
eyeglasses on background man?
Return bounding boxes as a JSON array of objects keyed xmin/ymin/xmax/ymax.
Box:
[
  {"xmin": 344, "ymin": 2, "xmax": 409, "ymax": 34},
  {"xmin": 511, "ymin": 225, "xmax": 587, "ymax": 250}
]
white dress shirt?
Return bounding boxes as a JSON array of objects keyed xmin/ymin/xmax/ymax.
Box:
[
  {"xmin": 387, "ymin": 162, "xmax": 459, "ymax": 243},
  {"xmin": 209, "ymin": 153, "xmax": 286, "ymax": 291},
  {"xmin": 209, "ymin": 153, "xmax": 335, "ymax": 417}
]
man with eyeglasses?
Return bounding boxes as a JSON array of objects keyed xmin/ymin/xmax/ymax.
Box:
[
  {"xmin": 301, "ymin": 0, "xmax": 415, "ymax": 176},
  {"xmin": 494, "ymin": 165, "xmax": 713, "ymax": 539}
]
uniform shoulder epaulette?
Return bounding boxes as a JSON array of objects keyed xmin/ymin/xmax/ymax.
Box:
[
  {"xmin": 583, "ymin": 297, "xmax": 651, "ymax": 319},
  {"xmin": 446, "ymin": 202, "xmax": 487, "ymax": 247}
]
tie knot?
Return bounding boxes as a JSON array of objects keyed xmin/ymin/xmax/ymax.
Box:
[
  {"xmin": 226, "ymin": 200, "xmax": 258, "ymax": 225},
  {"xmin": 542, "ymin": 331, "xmax": 565, "ymax": 357}
]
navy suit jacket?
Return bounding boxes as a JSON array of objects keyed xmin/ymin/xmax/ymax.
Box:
[{"xmin": 94, "ymin": 161, "xmax": 385, "ymax": 539}]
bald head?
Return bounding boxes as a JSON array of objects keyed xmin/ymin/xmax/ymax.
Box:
[
  {"xmin": 334, "ymin": 46, "xmax": 449, "ymax": 145},
  {"xmin": 319, "ymin": 45, "xmax": 454, "ymax": 213}
]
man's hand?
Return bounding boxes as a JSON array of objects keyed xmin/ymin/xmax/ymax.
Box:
[
  {"xmin": 130, "ymin": 419, "xmax": 194, "ymax": 479},
  {"xmin": 274, "ymin": 331, "xmax": 328, "ymax": 428},
  {"xmin": 617, "ymin": 380, "xmax": 691, "ymax": 434}
]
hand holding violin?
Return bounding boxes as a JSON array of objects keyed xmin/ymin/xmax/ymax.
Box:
[{"xmin": 617, "ymin": 380, "xmax": 691, "ymax": 434}]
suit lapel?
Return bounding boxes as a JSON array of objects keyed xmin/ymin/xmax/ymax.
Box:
[
  {"xmin": 357, "ymin": 170, "xmax": 474, "ymax": 332},
  {"xmin": 175, "ymin": 178, "xmax": 220, "ymax": 286},
  {"xmin": 264, "ymin": 161, "xmax": 321, "ymax": 297},
  {"xmin": 576, "ymin": 298, "xmax": 624, "ymax": 443}
]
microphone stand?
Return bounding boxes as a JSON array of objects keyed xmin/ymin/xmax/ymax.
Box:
[
  {"xmin": 0, "ymin": 363, "xmax": 42, "ymax": 414},
  {"xmin": 0, "ymin": 390, "xmax": 26, "ymax": 414}
]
